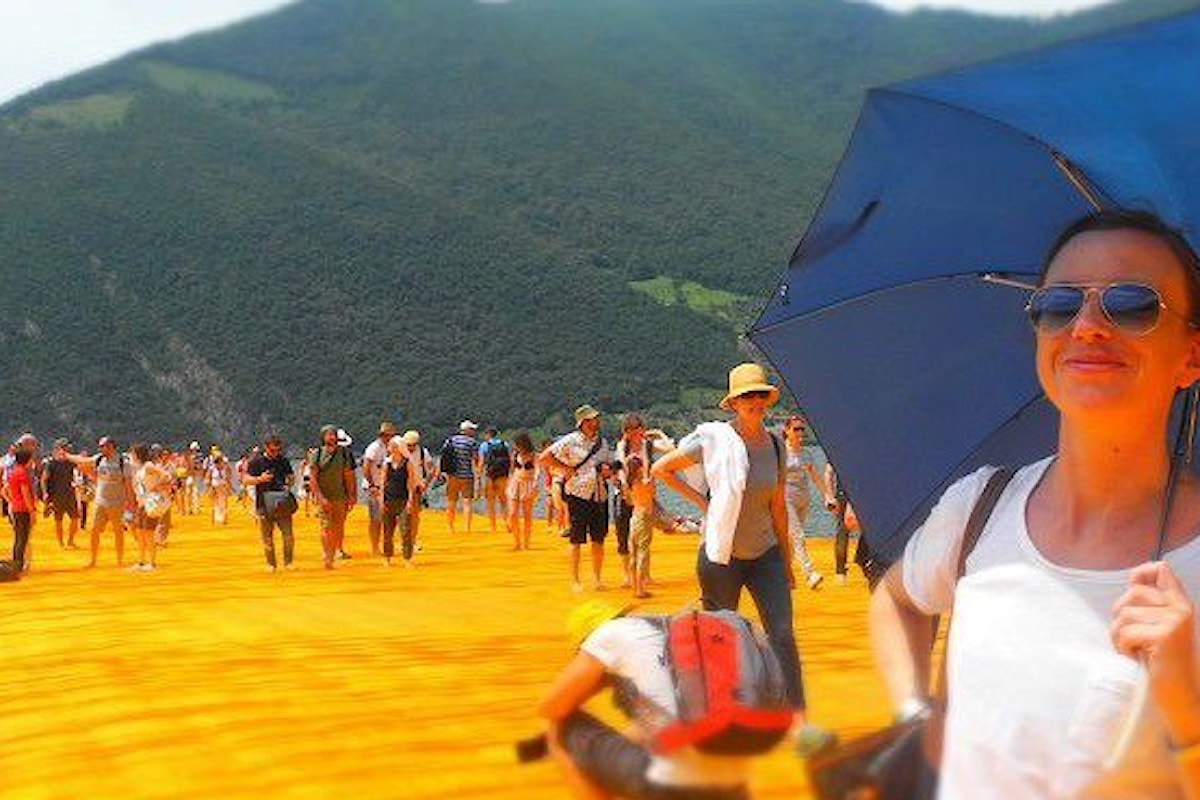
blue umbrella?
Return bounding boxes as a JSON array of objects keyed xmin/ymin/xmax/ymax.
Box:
[{"xmin": 748, "ymin": 10, "xmax": 1200, "ymax": 563}]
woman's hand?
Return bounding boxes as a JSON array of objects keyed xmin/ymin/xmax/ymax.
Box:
[{"xmin": 1111, "ymin": 561, "xmax": 1200, "ymax": 748}]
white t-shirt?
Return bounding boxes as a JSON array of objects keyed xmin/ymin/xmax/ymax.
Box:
[
  {"xmin": 904, "ymin": 457, "xmax": 1200, "ymax": 799},
  {"xmin": 361, "ymin": 438, "xmax": 390, "ymax": 491},
  {"xmin": 583, "ymin": 617, "xmax": 750, "ymax": 789}
]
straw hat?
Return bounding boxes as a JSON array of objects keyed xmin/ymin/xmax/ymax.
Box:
[
  {"xmin": 379, "ymin": 421, "xmax": 397, "ymax": 436},
  {"xmin": 574, "ymin": 404, "xmax": 602, "ymax": 427},
  {"xmin": 719, "ymin": 362, "xmax": 780, "ymax": 410},
  {"xmin": 402, "ymin": 430, "xmax": 421, "ymax": 445},
  {"xmin": 566, "ymin": 600, "xmax": 630, "ymax": 648}
]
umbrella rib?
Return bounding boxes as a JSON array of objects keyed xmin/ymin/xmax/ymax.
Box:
[
  {"xmin": 876, "ymin": 86, "xmax": 1113, "ymax": 211},
  {"xmin": 749, "ymin": 269, "xmax": 1037, "ymax": 336}
]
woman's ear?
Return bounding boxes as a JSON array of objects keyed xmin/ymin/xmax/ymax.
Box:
[{"xmin": 1181, "ymin": 330, "xmax": 1200, "ymax": 388}]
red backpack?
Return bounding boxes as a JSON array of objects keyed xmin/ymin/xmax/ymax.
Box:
[{"xmin": 620, "ymin": 609, "xmax": 796, "ymax": 755}]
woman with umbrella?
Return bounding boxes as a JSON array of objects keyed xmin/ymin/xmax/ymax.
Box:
[
  {"xmin": 872, "ymin": 211, "xmax": 1200, "ymax": 797},
  {"xmin": 653, "ymin": 362, "xmax": 805, "ymax": 715}
]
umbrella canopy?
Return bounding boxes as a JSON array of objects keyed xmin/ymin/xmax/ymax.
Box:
[{"xmin": 749, "ymin": 10, "xmax": 1200, "ymax": 563}]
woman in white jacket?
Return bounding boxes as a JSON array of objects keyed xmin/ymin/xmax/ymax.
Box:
[{"xmin": 652, "ymin": 362, "xmax": 804, "ymax": 712}]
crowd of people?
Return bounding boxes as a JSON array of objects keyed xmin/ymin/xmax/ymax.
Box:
[{"xmin": 1, "ymin": 404, "xmax": 854, "ymax": 587}]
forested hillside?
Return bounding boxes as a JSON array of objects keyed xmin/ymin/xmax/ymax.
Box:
[{"xmin": 0, "ymin": 0, "xmax": 1193, "ymax": 448}]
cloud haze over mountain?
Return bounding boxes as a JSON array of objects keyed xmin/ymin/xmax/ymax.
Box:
[
  {"xmin": 0, "ymin": 0, "xmax": 294, "ymax": 104},
  {"xmin": 854, "ymin": 0, "xmax": 1113, "ymax": 15}
]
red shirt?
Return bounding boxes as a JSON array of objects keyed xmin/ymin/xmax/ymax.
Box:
[{"xmin": 7, "ymin": 464, "xmax": 33, "ymax": 513}]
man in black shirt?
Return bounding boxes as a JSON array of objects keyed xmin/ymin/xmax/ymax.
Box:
[
  {"xmin": 41, "ymin": 438, "xmax": 79, "ymax": 549},
  {"xmin": 244, "ymin": 433, "xmax": 296, "ymax": 572}
]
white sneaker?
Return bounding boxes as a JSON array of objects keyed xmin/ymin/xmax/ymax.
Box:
[
  {"xmin": 265, "ymin": 565, "xmax": 277, "ymax": 573},
  {"xmin": 838, "ymin": 573, "xmax": 848, "ymax": 586},
  {"xmin": 807, "ymin": 572, "xmax": 824, "ymax": 590}
]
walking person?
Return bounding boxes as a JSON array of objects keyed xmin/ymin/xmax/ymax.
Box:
[
  {"xmin": 245, "ymin": 433, "xmax": 296, "ymax": 572},
  {"xmin": 480, "ymin": 427, "xmax": 512, "ymax": 534},
  {"xmin": 440, "ymin": 420, "xmax": 480, "ymax": 535},
  {"xmin": 624, "ymin": 455, "xmax": 656, "ymax": 599},
  {"xmin": 42, "ymin": 438, "xmax": 79, "ymax": 549},
  {"xmin": 74, "ymin": 447, "xmax": 94, "ymax": 532},
  {"xmin": 130, "ymin": 442, "xmax": 173, "ymax": 572},
  {"xmin": 307, "ymin": 424, "xmax": 357, "ymax": 569},
  {"xmin": 381, "ymin": 433, "xmax": 418, "ymax": 567},
  {"xmin": 206, "ymin": 447, "xmax": 233, "ymax": 525},
  {"xmin": 614, "ymin": 415, "xmax": 675, "ymax": 588},
  {"xmin": 361, "ymin": 421, "xmax": 397, "ymax": 557},
  {"xmin": 66, "ymin": 436, "xmax": 134, "ymax": 568},
  {"xmin": 872, "ymin": 211, "xmax": 1200, "ymax": 796},
  {"xmin": 402, "ymin": 430, "xmax": 435, "ymax": 552},
  {"xmin": 823, "ymin": 463, "xmax": 854, "ymax": 586},
  {"xmin": 541, "ymin": 405, "xmax": 613, "ymax": 592},
  {"xmin": 652, "ymin": 363, "xmax": 806, "ymax": 714},
  {"xmin": 782, "ymin": 415, "xmax": 826, "ymax": 590},
  {"xmin": 506, "ymin": 431, "xmax": 538, "ymax": 551}
]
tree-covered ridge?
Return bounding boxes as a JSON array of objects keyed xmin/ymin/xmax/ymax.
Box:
[{"xmin": 0, "ymin": 0, "xmax": 1194, "ymax": 449}]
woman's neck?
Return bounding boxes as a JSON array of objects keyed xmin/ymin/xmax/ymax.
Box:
[
  {"xmin": 731, "ymin": 416, "xmax": 767, "ymax": 442},
  {"xmin": 1056, "ymin": 420, "xmax": 1172, "ymax": 507}
]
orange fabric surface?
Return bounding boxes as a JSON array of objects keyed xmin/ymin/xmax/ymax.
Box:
[{"xmin": 3, "ymin": 503, "xmax": 890, "ymax": 798}]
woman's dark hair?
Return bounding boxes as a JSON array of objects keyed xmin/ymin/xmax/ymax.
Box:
[
  {"xmin": 1044, "ymin": 210, "xmax": 1200, "ymax": 323},
  {"xmin": 131, "ymin": 442, "xmax": 151, "ymax": 463},
  {"xmin": 14, "ymin": 448, "xmax": 32, "ymax": 465},
  {"xmin": 513, "ymin": 431, "xmax": 534, "ymax": 455}
]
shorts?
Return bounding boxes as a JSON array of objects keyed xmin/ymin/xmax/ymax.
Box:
[
  {"xmin": 316, "ymin": 500, "xmax": 350, "ymax": 529},
  {"xmin": 50, "ymin": 497, "xmax": 79, "ymax": 520},
  {"xmin": 92, "ymin": 504, "xmax": 125, "ymax": 532},
  {"xmin": 559, "ymin": 712, "xmax": 748, "ymax": 800},
  {"xmin": 565, "ymin": 495, "xmax": 608, "ymax": 545},
  {"xmin": 367, "ymin": 495, "xmax": 383, "ymax": 523},
  {"xmin": 134, "ymin": 509, "xmax": 161, "ymax": 530},
  {"xmin": 446, "ymin": 476, "xmax": 475, "ymax": 502},
  {"xmin": 485, "ymin": 475, "xmax": 508, "ymax": 500},
  {"xmin": 631, "ymin": 509, "xmax": 654, "ymax": 572}
]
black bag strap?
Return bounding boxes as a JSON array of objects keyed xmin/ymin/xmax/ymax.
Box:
[
  {"xmin": 956, "ymin": 466, "xmax": 1016, "ymax": 580},
  {"xmin": 932, "ymin": 466, "xmax": 1016, "ymax": 702},
  {"xmin": 572, "ymin": 438, "xmax": 603, "ymax": 470}
]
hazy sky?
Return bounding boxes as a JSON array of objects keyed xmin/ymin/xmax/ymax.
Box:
[
  {"xmin": 0, "ymin": 0, "xmax": 1115, "ymax": 106},
  {"xmin": 0, "ymin": 0, "xmax": 295, "ymax": 104}
]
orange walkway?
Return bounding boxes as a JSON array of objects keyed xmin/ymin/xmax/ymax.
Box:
[{"xmin": 2, "ymin": 502, "xmax": 890, "ymax": 799}]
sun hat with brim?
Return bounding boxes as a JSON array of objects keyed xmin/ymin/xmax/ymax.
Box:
[
  {"xmin": 460, "ymin": 420, "xmax": 478, "ymax": 432},
  {"xmin": 566, "ymin": 600, "xmax": 631, "ymax": 649},
  {"xmin": 574, "ymin": 404, "xmax": 602, "ymax": 427},
  {"xmin": 337, "ymin": 428, "xmax": 353, "ymax": 447},
  {"xmin": 719, "ymin": 362, "xmax": 781, "ymax": 411},
  {"xmin": 402, "ymin": 430, "xmax": 420, "ymax": 445},
  {"xmin": 379, "ymin": 421, "xmax": 397, "ymax": 435}
]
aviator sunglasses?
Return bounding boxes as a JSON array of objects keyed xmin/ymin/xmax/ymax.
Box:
[{"xmin": 1025, "ymin": 282, "xmax": 1183, "ymax": 335}]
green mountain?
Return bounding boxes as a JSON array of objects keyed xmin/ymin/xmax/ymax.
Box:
[{"xmin": 1, "ymin": 0, "xmax": 1194, "ymax": 449}]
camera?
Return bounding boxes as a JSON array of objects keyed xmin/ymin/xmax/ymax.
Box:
[{"xmin": 514, "ymin": 733, "xmax": 549, "ymax": 763}]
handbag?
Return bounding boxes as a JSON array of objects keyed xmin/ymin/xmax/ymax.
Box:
[
  {"xmin": 143, "ymin": 491, "xmax": 172, "ymax": 518},
  {"xmin": 805, "ymin": 467, "xmax": 1015, "ymax": 800},
  {"xmin": 261, "ymin": 490, "xmax": 298, "ymax": 519}
]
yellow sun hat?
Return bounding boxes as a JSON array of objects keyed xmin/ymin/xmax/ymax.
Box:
[
  {"xmin": 719, "ymin": 362, "xmax": 780, "ymax": 410},
  {"xmin": 566, "ymin": 600, "xmax": 631, "ymax": 648}
]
